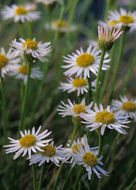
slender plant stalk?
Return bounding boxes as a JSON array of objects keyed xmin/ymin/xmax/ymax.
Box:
[
  {"xmin": 93, "ymin": 50, "xmax": 105, "ymax": 104},
  {"xmin": 38, "ymin": 165, "xmax": 45, "ymax": 190},
  {"xmin": 19, "ymin": 60, "xmax": 31, "ymax": 131},
  {"xmin": 108, "ymin": 31, "xmax": 127, "ymax": 104},
  {"xmin": 32, "ymin": 165, "xmax": 37, "ymax": 190},
  {"xmin": 122, "ymin": 54, "xmax": 136, "ymax": 95},
  {"xmin": 125, "ymin": 177, "xmax": 136, "ymax": 190},
  {"xmin": 97, "ymin": 129, "xmax": 102, "ymax": 157},
  {"xmin": 0, "ymin": 73, "xmax": 8, "ymax": 143},
  {"xmin": 73, "ymin": 168, "xmax": 82, "ymax": 190},
  {"xmin": 61, "ymin": 168, "xmax": 73, "ymax": 190},
  {"xmin": 104, "ymin": 0, "xmax": 111, "ymax": 21},
  {"xmin": 52, "ymin": 119, "xmax": 78, "ymax": 190}
]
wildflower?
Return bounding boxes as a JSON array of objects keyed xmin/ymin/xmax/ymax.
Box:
[
  {"xmin": 80, "ymin": 104, "xmax": 130, "ymax": 135},
  {"xmin": 2, "ymin": 4, "xmax": 40, "ymax": 23},
  {"xmin": 62, "ymin": 45, "xmax": 110, "ymax": 79},
  {"xmin": 72, "ymin": 143, "xmax": 108, "ymax": 180},
  {"xmin": 60, "ymin": 77, "xmax": 96, "ymax": 96},
  {"xmin": 112, "ymin": 96, "xmax": 136, "ymax": 120},
  {"xmin": 108, "ymin": 8, "xmax": 136, "ymax": 30},
  {"xmin": 98, "ymin": 25, "xmax": 123, "ymax": 51},
  {"xmin": 9, "ymin": 64, "xmax": 42, "ymax": 84},
  {"xmin": 11, "ymin": 38, "xmax": 51, "ymax": 62},
  {"xmin": 0, "ymin": 47, "xmax": 20, "ymax": 77},
  {"xmin": 57, "ymin": 99, "xmax": 93, "ymax": 118},
  {"xmin": 4, "ymin": 126, "xmax": 52, "ymax": 159},
  {"xmin": 45, "ymin": 20, "xmax": 76, "ymax": 33},
  {"xmin": 29, "ymin": 141, "xmax": 64, "ymax": 166}
]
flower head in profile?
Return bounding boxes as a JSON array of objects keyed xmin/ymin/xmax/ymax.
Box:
[
  {"xmin": 2, "ymin": 4, "xmax": 40, "ymax": 23},
  {"xmin": 45, "ymin": 20, "xmax": 76, "ymax": 33},
  {"xmin": 29, "ymin": 141, "xmax": 65, "ymax": 166},
  {"xmin": 60, "ymin": 77, "xmax": 96, "ymax": 96},
  {"xmin": 0, "ymin": 47, "xmax": 20, "ymax": 77},
  {"xmin": 98, "ymin": 25, "xmax": 123, "ymax": 51},
  {"xmin": 108, "ymin": 8, "xmax": 136, "ymax": 30},
  {"xmin": 11, "ymin": 38, "xmax": 51, "ymax": 62},
  {"xmin": 80, "ymin": 104, "xmax": 130, "ymax": 135},
  {"xmin": 112, "ymin": 96, "xmax": 136, "ymax": 120},
  {"xmin": 9, "ymin": 64, "xmax": 42, "ymax": 84},
  {"xmin": 72, "ymin": 142, "xmax": 108, "ymax": 180},
  {"xmin": 57, "ymin": 99, "xmax": 93, "ymax": 118},
  {"xmin": 4, "ymin": 126, "xmax": 52, "ymax": 159},
  {"xmin": 62, "ymin": 45, "xmax": 110, "ymax": 79}
]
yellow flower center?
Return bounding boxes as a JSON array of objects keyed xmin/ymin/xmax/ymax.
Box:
[
  {"xmin": 19, "ymin": 134, "xmax": 36, "ymax": 147},
  {"xmin": 119, "ymin": 15, "xmax": 134, "ymax": 24},
  {"xmin": 72, "ymin": 78, "xmax": 87, "ymax": 87},
  {"xmin": 72, "ymin": 104, "xmax": 87, "ymax": 114},
  {"xmin": 122, "ymin": 101, "xmax": 136, "ymax": 112},
  {"xmin": 0, "ymin": 54, "xmax": 8, "ymax": 68},
  {"xmin": 18, "ymin": 65, "xmax": 28, "ymax": 75},
  {"xmin": 76, "ymin": 53, "xmax": 94, "ymax": 67},
  {"xmin": 71, "ymin": 143, "xmax": 84, "ymax": 154},
  {"xmin": 108, "ymin": 20, "xmax": 119, "ymax": 27},
  {"xmin": 14, "ymin": 7, "xmax": 27, "ymax": 15},
  {"xmin": 95, "ymin": 110, "xmax": 115, "ymax": 124},
  {"xmin": 82, "ymin": 152, "xmax": 97, "ymax": 166},
  {"xmin": 23, "ymin": 39, "xmax": 38, "ymax": 50},
  {"xmin": 40, "ymin": 145, "xmax": 56, "ymax": 157},
  {"xmin": 54, "ymin": 20, "xmax": 67, "ymax": 28}
]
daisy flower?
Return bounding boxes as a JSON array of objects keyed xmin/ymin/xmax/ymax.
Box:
[
  {"xmin": 0, "ymin": 47, "xmax": 20, "ymax": 77},
  {"xmin": 62, "ymin": 45, "xmax": 110, "ymax": 79},
  {"xmin": 57, "ymin": 99, "xmax": 93, "ymax": 118},
  {"xmin": 60, "ymin": 77, "xmax": 96, "ymax": 96},
  {"xmin": 112, "ymin": 96, "xmax": 136, "ymax": 120},
  {"xmin": 80, "ymin": 104, "xmax": 130, "ymax": 135},
  {"xmin": 73, "ymin": 143, "xmax": 108, "ymax": 180},
  {"xmin": 36, "ymin": 0, "xmax": 62, "ymax": 5},
  {"xmin": 98, "ymin": 25, "xmax": 123, "ymax": 51},
  {"xmin": 108, "ymin": 8, "xmax": 136, "ymax": 30},
  {"xmin": 9, "ymin": 64, "xmax": 42, "ymax": 84},
  {"xmin": 1, "ymin": 4, "xmax": 40, "ymax": 23},
  {"xmin": 11, "ymin": 38, "xmax": 51, "ymax": 62},
  {"xmin": 4, "ymin": 126, "xmax": 52, "ymax": 159},
  {"xmin": 29, "ymin": 141, "xmax": 65, "ymax": 166},
  {"xmin": 64, "ymin": 135, "xmax": 98, "ymax": 167},
  {"xmin": 45, "ymin": 20, "xmax": 76, "ymax": 33}
]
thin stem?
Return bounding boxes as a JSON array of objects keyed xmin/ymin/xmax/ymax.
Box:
[
  {"xmin": 0, "ymin": 73, "xmax": 8, "ymax": 143},
  {"xmin": 108, "ymin": 31, "xmax": 126, "ymax": 104},
  {"xmin": 96, "ymin": 129, "xmax": 102, "ymax": 157},
  {"xmin": 19, "ymin": 60, "xmax": 31, "ymax": 131},
  {"xmin": 73, "ymin": 168, "xmax": 82, "ymax": 190},
  {"xmin": 61, "ymin": 168, "xmax": 73, "ymax": 190},
  {"xmin": 93, "ymin": 50, "xmax": 105, "ymax": 104},
  {"xmin": 32, "ymin": 165, "xmax": 37, "ymax": 190},
  {"xmin": 38, "ymin": 165, "xmax": 45, "ymax": 190},
  {"xmin": 126, "ymin": 177, "xmax": 136, "ymax": 190}
]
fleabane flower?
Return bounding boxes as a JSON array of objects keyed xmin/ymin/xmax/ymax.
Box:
[
  {"xmin": 112, "ymin": 96, "xmax": 136, "ymax": 120},
  {"xmin": 9, "ymin": 64, "xmax": 42, "ymax": 84},
  {"xmin": 11, "ymin": 38, "xmax": 51, "ymax": 62},
  {"xmin": 98, "ymin": 25, "xmax": 123, "ymax": 51},
  {"xmin": 45, "ymin": 20, "xmax": 76, "ymax": 33},
  {"xmin": 60, "ymin": 77, "xmax": 96, "ymax": 96},
  {"xmin": 0, "ymin": 47, "xmax": 20, "ymax": 77},
  {"xmin": 29, "ymin": 141, "xmax": 65, "ymax": 166},
  {"xmin": 57, "ymin": 99, "xmax": 93, "ymax": 118},
  {"xmin": 2, "ymin": 4, "xmax": 40, "ymax": 23},
  {"xmin": 72, "ymin": 143, "xmax": 108, "ymax": 180},
  {"xmin": 80, "ymin": 104, "xmax": 130, "ymax": 135},
  {"xmin": 36, "ymin": 0, "xmax": 61, "ymax": 5},
  {"xmin": 62, "ymin": 45, "xmax": 110, "ymax": 79},
  {"xmin": 4, "ymin": 126, "xmax": 52, "ymax": 159},
  {"xmin": 108, "ymin": 8, "xmax": 136, "ymax": 30},
  {"xmin": 64, "ymin": 135, "xmax": 98, "ymax": 167}
]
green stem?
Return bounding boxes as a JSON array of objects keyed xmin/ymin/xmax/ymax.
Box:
[
  {"xmin": 104, "ymin": 0, "xmax": 111, "ymax": 21},
  {"xmin": 122, "ymin": 54, "xmax": 136, "ymax": 95},
  {"xmin": 61, "ymin": 168, "xmax": 73, "ymax": 190},
  {"xmin": 73, "ymin": 168, "xmax": 82, "ymax": 190},
  {"xmin": 97, "ymin": 129, "xmax": 102, "ymax": 157},
  {"xmin": 0, "ymin": 73, "xmax": 8, "ymax": 143},
  {"xmin": 38, "ymin": 165, "xmax": 45, "ymax": 190},
  {"xmin": 19, "ymin": 60, "xmax": 31, "ymax": 131},
  {"xmin": 93, "ymin": 50, "xmax": 105, "ymax": 104},
  {"xmin": 108, "ymin": 31, "xmax": 126, "ymax": 104},
  {"xmin": 52, "ymin": 119, "xmax": 78, "ymax": 190},
  {"xmin": 125, "ymin": 177, "xmax": 136, "ymax": 190},
  {"xmin": 32, "ymin": 165, "xmax": 37, "ymax": 190}
]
